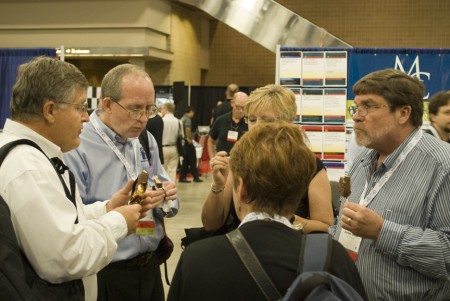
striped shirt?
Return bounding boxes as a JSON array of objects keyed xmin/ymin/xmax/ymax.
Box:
[{"xmin": 331, "ymin": 128, "xmax": 450, "ymax": 301}]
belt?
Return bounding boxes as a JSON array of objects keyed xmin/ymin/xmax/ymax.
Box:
[
  {"xmin": 163, "ymin": 144, "xmax": 176, "ymax": 147},
  {"xmin": 108, "ymin": 252, "xmax": 155, "ymax": 268}
]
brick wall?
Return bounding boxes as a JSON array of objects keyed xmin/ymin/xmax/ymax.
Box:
[{"xmin": 202, "ymin": 0, "xmax": 450, "ymax": 87}]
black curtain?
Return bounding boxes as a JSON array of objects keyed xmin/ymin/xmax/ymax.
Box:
[{"xmin": 0, "ymin": 48, "xmax": 56, "ymax": 128}]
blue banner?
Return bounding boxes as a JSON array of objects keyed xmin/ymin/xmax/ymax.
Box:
[{"xmin": 348, "ymin": 50, "xmax": 450, "ymax": 101}]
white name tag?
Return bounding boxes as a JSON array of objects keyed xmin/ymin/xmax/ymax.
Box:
[
  {"xmin": 227, "ymin": 130, "xmax": 239, "ymax": 142},
  {"xmin": 338, "ymin": 229, "xmax": 362, "ymax": 254}
]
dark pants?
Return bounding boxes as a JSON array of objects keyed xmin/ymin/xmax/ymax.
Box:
[
  {"xmin": 179, "ymin": 143, "xmax": 200, "ymax": 180},
  {"xmin": 97, "ymin": 252, "xmax": 164, "ymax": 301}
]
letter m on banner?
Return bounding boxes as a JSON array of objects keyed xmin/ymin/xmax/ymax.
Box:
[{"xmin": 394, "ymin": 56, "xmax": 430, "ymax": 98}]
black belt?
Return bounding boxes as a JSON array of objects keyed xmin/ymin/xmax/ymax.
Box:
[
  {"xmin": 108, "ymin": 252, "xmax": 155, "ymax": 268},
  {"xmin": 163, "ymin": 144, "xmax": 176, "ymax": 147}
]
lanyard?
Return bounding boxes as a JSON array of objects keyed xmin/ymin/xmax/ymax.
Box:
[
  {"xmin": 91, "ymin": 116, "xmax": 140, "ymax": 179},
  {"xmin": 359, "ymin": 130, "xmax": 423, "ymax": 207},
  {"xmin": 239, "ymin": 212, "xmax": 294, "ymax": 229}
]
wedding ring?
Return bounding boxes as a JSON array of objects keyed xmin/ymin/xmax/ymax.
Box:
[{"xmin": 347, "ymin": 217, "xmax": 352, "ymax": 225}]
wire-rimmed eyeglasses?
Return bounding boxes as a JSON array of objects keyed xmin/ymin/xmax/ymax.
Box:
[
  {"xmin": 110, "ymin": 98, "xmax": 158, "ymax": 120},
  {"xmin": 59, "ymin": 102, "xmax": 89, "ymax": 114},
  {"xmin": 348, "ymin": 104, "xmax": 388, "ymax": 117}
]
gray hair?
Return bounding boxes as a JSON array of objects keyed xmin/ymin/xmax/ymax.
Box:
[
  {"xmin": 101, "ymin": 64, "xmax": 150, "ymax": 101},
  {"xmin": 11, "ymin": 56, "xmax": 88, "ymax": 121}
]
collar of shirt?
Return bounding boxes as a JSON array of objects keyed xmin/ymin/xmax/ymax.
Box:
[
  {"xmin": 363, "ymin": 128, "xmax": 421, "ymax": 173},
  {"xmin": 3, "ymin": 119, "xmax": 63, "ymax": 159},
  {"xmin": 239, "ymin": 211, "xmax": 294, "ymax": 229},
  {"xmin": 92, "ymin": 110, "xmax": 130, "ymax": 146}
]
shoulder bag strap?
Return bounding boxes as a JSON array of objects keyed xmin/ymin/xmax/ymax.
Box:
[
  {"xmin": 226, "ymin": 229, "xmax": 281, "ymax": 301},
  {"xmin": 300, "ymin": 233, "xmax": 332, "ymax": 272}
]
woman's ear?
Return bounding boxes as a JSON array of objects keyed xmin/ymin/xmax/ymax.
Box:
[{"xmin": 237, "ymin": 177, "xmax": 248, "ymax": 203}]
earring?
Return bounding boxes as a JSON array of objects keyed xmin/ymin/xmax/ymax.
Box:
[{"xmin": 238, "ymin": 202, "xmax": 241, "ymax": 212}]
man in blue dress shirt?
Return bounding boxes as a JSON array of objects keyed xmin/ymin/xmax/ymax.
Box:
[
  {"xmin": 332, "ymin": 68, "xmax": 450, "ymax": 300},
  {"xmin": 65, "ymin": 64, "xmax": 180, "ymax": 301}
]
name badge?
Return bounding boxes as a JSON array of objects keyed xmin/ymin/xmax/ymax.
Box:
[
  {"xmin": 227, "ymin": 130, "xmax": 239, "ymax": 142},
  {"xmin": 338, "ymin": 229, "xmax": 361, "ymax": 261},
  {"xmin": 136, "ymin": 209, "xmax": 155, "ymax": 236}
]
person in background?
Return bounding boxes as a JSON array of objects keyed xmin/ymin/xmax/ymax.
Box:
[
  {"xmin": 332, "ymin": 69, "xmax": 450, "ymax": 300},
  {"xmin": 211, "ymin": 83, "xmax": 239, "ymax": 124},
  {"xmin": 210, "ymin": 100, "xmax": 222, "ymax": 125},
  {"xmin": 161, "ymin": 102, "xmax": 180, "ymax": 181},
  {"xmin": 424, "ymin": 91, "xmax": 450, "ymax": 143},
  {"xmin": 145, "ymin": 106, "xmax": 164, "ymax": 163},
  {"xmin": 65, "ymin": 64, "xmax": 179, "ymax": 301},
  {"xmin": 207, "ymin": 92, "xmax": 248, "ymax": 159},
  {"xmin": 179, "ymin": 106, "xmax": 203, "ymax": 183},
  {"xmin": 202, "ymin": 84, "xmax": 333, "ymax": 235},
  {"xmin": 2, "ymin": 56, "xmax": 146, "ymax": 301},
  {"xmin": 168, "ymin": 122, "xmax": 367, "ymax": 301}
]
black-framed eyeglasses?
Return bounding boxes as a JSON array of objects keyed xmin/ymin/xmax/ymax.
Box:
[
  {"xmin": 348, "ymin": 104, "xmax": 388, "ymax": 117},
  {"xmin": 110, "ymin": 98, "xmax": 158, "ymax": 120},
  {"xmin": 59, "ymin": 102, "xmax": 89, "ymax": 114}
]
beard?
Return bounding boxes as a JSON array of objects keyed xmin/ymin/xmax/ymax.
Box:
[{"xmin": 354, "ymin": 120, "xmax": 395, "ymax": 148}]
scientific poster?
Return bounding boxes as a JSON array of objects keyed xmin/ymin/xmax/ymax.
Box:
[
  {"xmin": 325, "ymin": 51, "xmax": 347, "ymax": 86},
  {"xmin": 287, "ymin": 87, "xmax": 302, "ymax": 122},
  {"xmin": 301, "ymin": 89, "xmax": 323, "ymax": 123},
  {"xmin": 301, "ymin": 125, "xmax": 323, "ymax": 159},
  {"xmin": 302, "ymin": 52, "xmax": 325, "ymax": 86},
  {"xmin": 279, "ymin": 51, "xmax": 302, "ymax": 85},
  {"xmin": 323, "ymin": 162, "xmax": 345, "ymax": 182},
  {"xmin": 324, "ymin": 89, "xmax": 347, "ymax": 124},
  {"xmin": 323, "ymin": 125, "xmax": 346, "ymax": 160}
]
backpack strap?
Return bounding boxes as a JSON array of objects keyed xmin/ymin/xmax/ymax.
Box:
[
  {"xmin": 138, "ymin": 130, "xmax": 151, "ymax": 162},
  {"xmin": 300, "ymin": 233, "xmax": 332, "ymax": 272},
  {"xmin": 226, "ymin": 229, "xmax": 282, "ymax": 301},
  {"xmin": 0, "ymin": 139, "xmax": 78, "ymax": 223}
]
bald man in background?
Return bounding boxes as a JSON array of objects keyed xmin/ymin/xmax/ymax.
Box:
[{"xmin": 208, "ymin": 92, "xmax": 248, "ymax": 159}]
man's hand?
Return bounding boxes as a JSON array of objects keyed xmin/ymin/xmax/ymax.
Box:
[
  {"xmin": 137, "ymin": 188, "xmax": 166, "ymax": 218},
  {"xmin": 162, "ymin": 181, "xmax": 178, "ymax": 201},
  {"xmin": 107, "ymin": 179, "xmax": 134, "ymax": 212},
  {"xmin": 340, "ymin": 202, "xmax": 384, "ymax": 240},
  {"xmin": 113, "ymin": 204, "xmax": 142, "ymax": 235},
  {"xmin": 209, "ymin": 151, "xmax": 229, "ymax": 188}
]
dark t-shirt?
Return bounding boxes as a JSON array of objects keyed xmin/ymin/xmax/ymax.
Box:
[{"xmin": 209, "ymin": 111, "xmax": 248, "ymax": 155}]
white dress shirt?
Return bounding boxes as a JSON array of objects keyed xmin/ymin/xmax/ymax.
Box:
[{"xmin": 0, "ymin": 119, "xmax": 128, "ymax": 300}]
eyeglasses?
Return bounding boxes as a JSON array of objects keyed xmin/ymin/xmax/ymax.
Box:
[
  {"xmin": 59, "ymin": 102, "xmax": 89, "ymax": 114},
  {"xmin": 110, "ymin": 98, "xmax": 158, "ymax": 120},
  {"xmin": 244, "ymin": 115, "xmax": 280, "ymax": 124},
  {"xmin": 348, "ymin": 104, "xmax": 388, "ymax": 117}
]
